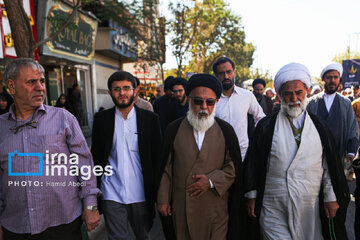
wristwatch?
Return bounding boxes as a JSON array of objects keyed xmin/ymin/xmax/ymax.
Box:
[{"xmin": 86, "ymin": 205, "xmax": 98, "ymax": 212}]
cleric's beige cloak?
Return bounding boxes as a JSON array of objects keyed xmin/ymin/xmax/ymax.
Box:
[{"xmin": 157, "ymin": 118, "xmax": 235, "ymax": 240}]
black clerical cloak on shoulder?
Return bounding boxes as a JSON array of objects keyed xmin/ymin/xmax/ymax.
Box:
[{"xmin": 155, "ymin": 117, "xmax": 247, "ymax": 240}]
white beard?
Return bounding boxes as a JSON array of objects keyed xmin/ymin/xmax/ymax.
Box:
[
  {"xmin": 281, "ymin": 97, "xmax": 308, "ymax": 118},
  {"xmin": 187, "ymin": 104, "xmax": 216, "ymax": 132}
]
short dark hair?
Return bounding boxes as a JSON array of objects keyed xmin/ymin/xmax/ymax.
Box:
[
  {"xmin": 212, "ymin": 57, "xmax": 235, "ymax": 74},
  {"xmin": 135, "ymin": 77, "xmax": 140, "ymax": 87},
  {"xmin": 107, "ymin": 71, "xmax": 137, "ymax": 90}
]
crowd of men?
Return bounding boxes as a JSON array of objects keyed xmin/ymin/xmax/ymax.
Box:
[{"xmin": 0, "ymin": 57, "xmax": 359, "ymax": 240}]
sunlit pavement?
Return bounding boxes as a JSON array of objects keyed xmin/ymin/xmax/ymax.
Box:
[{"xmin": 90, "ymin": 182, "xmax": 357, "ymax": 240}]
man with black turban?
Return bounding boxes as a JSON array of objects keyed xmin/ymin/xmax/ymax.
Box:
[
  {"xmin": 156, "ymin": 74, "xmax": 244, "ymax": 239},
  {"xmin": 153, "ymin": 76, "xmax": 177, "ymax": 134},
  {"xmin": 252, "ymin": 78, "xmax": 274, "ymax": 115}
]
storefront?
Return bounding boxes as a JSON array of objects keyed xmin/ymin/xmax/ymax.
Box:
[
  {"xmin": 37, "ymin": 0, "xmax": 98, "ymax": 134},
  {"xmin": 94, "ymin": 20, "xmax": 137, "ymax": 110}
]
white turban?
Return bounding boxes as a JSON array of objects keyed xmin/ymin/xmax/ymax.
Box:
[
  {"xmin": 311, "ymin": 85, "xmax": 322, "ymax": 94},
  {"xmin": 320, "ymin": 62, "xmax": 343, "ymax": 79},
  {"xmin": 274, "ymin": 63, "xmax": 311, "ymax": 93}
]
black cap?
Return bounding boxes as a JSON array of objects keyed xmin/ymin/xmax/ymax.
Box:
[
  {"xmin": 252, "ymin": 78, "xmax": 266, "ymax": 88},
  {"xmin": 185, "ymin": 74, "xmax": 222, "ymax": 99},
  {"xmin": 164, "ymin": 76, "xmax": 175, "ymax": 91}
]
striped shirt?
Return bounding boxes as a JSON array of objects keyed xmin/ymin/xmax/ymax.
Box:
[{"xmin": 0, "ymin": 104, "xmax": 100, "ymax": 234}]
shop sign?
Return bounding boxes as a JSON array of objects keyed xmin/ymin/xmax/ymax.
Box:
[
  {"xmin": 41, "ymin": 0, "xmax": 97, "ymax": 63},
  {"xmin": 109, "ymin": 20, "xmax": 137, "ymax": 60}
]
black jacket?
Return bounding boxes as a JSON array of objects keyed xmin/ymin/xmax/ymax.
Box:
[
  {"xmin": 156, "ymin": 117, "xmax": 246, "ymax": 239},
  {"xmin": 91, "ymin": 106, "xmax": 162, "ymax": 226},
  {"xmin": 244, "ymin": 111, "xmax": 350, "ymax": 240}
]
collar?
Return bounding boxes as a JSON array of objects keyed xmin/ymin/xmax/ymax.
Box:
[
  {"xmin": 8, "ymin": 104, "xmax": 47, "ymax": 121},
  {"xmin": 324, "ymin": 92, "xmax": 337, "ymax": 99},
  {"xmin": 221, "ymin": 85, "xmax": 239, "ymax": 98},
  {"xmin": 115, "ymin": 106, "xmax": 136, "ymax": 120}
]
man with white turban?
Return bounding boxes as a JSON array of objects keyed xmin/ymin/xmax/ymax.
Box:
[
  {"xmin": 307, "ymin": 63, "xmax": 358, "ymax": 169},
  {"xmin": 307, "ymin": 62, "xmax": 359, "ymax": 238},
  {"xmin": 244, "ymin": 63, "xmax": 349, "ymax": 240}
]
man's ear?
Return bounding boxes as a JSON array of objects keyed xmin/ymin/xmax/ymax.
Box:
[
  {"xmin": 7, "ymin": 79, "xmax": 15, "ymax": 94},
  {"xmin": 134, "ymin": 87, "xmax": 139, "ymax": 97}
]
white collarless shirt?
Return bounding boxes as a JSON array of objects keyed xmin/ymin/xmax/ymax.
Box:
[
  {"xmin": 215, "ymin": 85, "xmax": 265, "ymax": 159},
  {"xmin": 193, "ymin": 129, "xmax": 206, "ymax": 150},
  {"xmin": 101, "ymin": 107, "xmax": 146, "ymax": 204},
  {"xmin": 291, "ymin": 111, "xmax": 306, "ymax": 129},
  {"xmin": 323, "ymin": 92, "xmax": 336, "ymax": 112}
]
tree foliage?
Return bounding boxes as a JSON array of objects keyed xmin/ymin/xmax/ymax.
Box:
[
  {"xmin": 4, "ymin": 0, "xmax": 165, "ymax": 69},
  {"xmin": 332, "ymin": 47, "xmax": 360, "ymax": 64},
  {"xmin": 168, "ymin": 0, "xmax": 255, "ymax": 81}
]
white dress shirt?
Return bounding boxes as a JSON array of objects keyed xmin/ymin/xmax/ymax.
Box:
[
  {"xmin": 215, "ymin": 85, "xmax": 265, "ymax": 159},
  {"xmin": 101, "ymin": 107, "xmax": 146, "ymax": 204}
]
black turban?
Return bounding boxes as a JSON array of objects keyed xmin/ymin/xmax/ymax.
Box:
[
  {"xmin": 172, "ymin": 77, "xmax": 187, "ymax": 89},
  {"xmin": 252, "ymin": 78, "xmax": 266, "ymax": 88},
  {"xmin": 185, "ymin": 74, "xmax": 222, "ymax": 99},
  {"xmin": 164, "ymin": 76, "xmax": 175, "ymax": 91}
]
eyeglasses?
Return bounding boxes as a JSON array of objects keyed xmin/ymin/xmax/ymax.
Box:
[
  {"xmin": 112, "ymin": 86, "xmax": 134, "ymax": 92},
  {"xmin": 10, "ymin": 121, "xmax": 37, "ymax": 134},
  {"xmin": 217, "ymin": 70, "xmax": 234, "ymax": 78},
  {"xmin": 190, "ymin": 97, "xmax": 216, "ymax": 106}
]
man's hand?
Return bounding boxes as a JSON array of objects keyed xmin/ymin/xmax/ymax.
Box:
[
  {"xmin": 158, "ymin": 204, "xmax": 171, "ymax": 216},
  {"xmin": 247, "ymin": 198, "xmax": 257, "ymax": 218},
  {"xmin": 82, "ymin": 209, "xmax": 100, "ymax": 231},
  {"xmin": 186, "ymin": 174, "xmax": 210, "ymax": 197},
  {"xmin": 324, "ymin": 201, "xmax": 339, "ymax": 218}
]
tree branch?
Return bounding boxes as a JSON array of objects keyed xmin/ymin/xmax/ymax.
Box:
[{"xmin": 35, "ymin": 0, "xmax": 82, "ymax": 47}]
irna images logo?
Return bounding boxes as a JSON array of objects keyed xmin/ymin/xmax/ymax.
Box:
[
  {"xmin": 8, "ymin": 150, "xmax": 113, "ymax": 180},
  {"xmin": 8, "ymin": 150, "xmax": 43, "ymax": 176}
]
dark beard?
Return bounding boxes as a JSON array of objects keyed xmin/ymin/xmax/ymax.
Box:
[
  {"xmin": 254, "ymin": 92, "xmax": 262, "ymax": 101},
  {"xmin": 222, "ymin": 78, "xmax": 234, "ymax": 90},
  {"xmin": 111, "ymin": 94, "xmax": 134, "ymax": 108},
  {"xmin": 177, "ymin": 95, "xmax": 185, "ymax": 104},
  {"xmin": 325, "ymin": 83, "xmax": 340, "ymax": 94}
]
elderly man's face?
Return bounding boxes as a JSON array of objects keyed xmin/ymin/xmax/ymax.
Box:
[
  {"xmin": 281, "ymin": 80, "xmax": 307, "ymax": 105},
  {"xmin": 280, "ymin": 80, "xmax": 308, "ymax": 118},
  {"xmin": 323, "ymin": 70, "xmax": 341, "ymax": 94},
  {"xmin": 8, "ymin": 66, "xmax": 45, "ymax": 110},
  {"xmin": 190, "ymin": 86, "xmax": 218, "ymax": 119}
]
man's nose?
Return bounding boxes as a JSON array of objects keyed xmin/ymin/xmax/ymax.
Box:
[
  {"xmin": 35, "ymin": 81, "xmax": 45, "ymax": 90},
  {"xmin": 290, "ymin": 93, "xmax": 297, "ymax": 102}
]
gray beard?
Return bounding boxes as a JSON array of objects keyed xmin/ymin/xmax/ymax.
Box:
[
  {"xmin": 280, "ymin": 97, "xmax": 308, "ymax": 118},
  {"xmin": 186, "ymin": 104, "xmax": 216, "ymax": 132}
]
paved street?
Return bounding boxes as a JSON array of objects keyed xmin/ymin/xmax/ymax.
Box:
[{"xmin": 91, "ymin": 181, "xmax": 357, "ymax": 240}]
